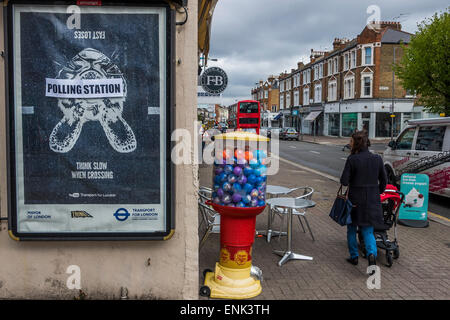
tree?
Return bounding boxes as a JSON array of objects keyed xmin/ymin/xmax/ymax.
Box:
[{"xmin": 394, "ymin": 9, "xmax": 450, "ymax": 115}]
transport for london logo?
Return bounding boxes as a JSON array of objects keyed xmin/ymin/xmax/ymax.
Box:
[{"xmin": 113, "ymin": 208, "xmax": 130, "ymax": 222}]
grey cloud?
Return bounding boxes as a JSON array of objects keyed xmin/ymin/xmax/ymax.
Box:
[{"xmin": 208, "ymin": 0, "xmax": 449, "ymax": 105}]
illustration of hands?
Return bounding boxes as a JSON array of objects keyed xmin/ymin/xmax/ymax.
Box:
[{"xmin": 49, "ymin": 48, "xmax": 137, "ymax": 153}]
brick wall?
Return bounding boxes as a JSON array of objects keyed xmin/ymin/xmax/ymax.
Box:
[{"xmin": 377, "ymin": 44, "xmax": 407, "ymax": 99}]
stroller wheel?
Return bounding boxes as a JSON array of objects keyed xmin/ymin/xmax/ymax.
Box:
[
  {"xmin": 386, "ymin": 251, "xmax": 393, "ymax": 267},
  {"xmin": 393, "ymin": 248, "xmax": 400, "ymax": 259}
]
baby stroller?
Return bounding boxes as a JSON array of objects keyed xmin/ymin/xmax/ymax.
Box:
[{"xmin": 358, "ymin": 184, "xmax": 404, "ymax": 267}]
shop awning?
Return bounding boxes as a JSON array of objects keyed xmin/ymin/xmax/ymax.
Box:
[
  {"xmin": 304, "ymin": 111, "xmax": 322, "ymax": 121},
  {"xmin": 198, "ymin": 0, "xmax": 219, "ymax": 62},
  {"xmin": 273, "ymin": 112, "xmax": 283, "ymax": 120}
]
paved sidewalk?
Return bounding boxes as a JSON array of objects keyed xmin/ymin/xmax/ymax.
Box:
[{"xmin": 198, "ymin": 161, "xmax": 450, "ymax": 300}]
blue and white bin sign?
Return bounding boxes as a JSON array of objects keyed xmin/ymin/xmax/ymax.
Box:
[{"xmin": 399, "ymin": 174, "xmax": 430, "ymax": 228}]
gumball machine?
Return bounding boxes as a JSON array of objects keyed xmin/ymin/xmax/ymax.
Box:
[{"xmin": 202, "ymin": 131, "xmax": 269, "ymax": 299}]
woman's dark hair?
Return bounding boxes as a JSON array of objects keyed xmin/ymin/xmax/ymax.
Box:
[{"xmin": 351, "ymin": 130, "xmax": 370, "ymax": 154}]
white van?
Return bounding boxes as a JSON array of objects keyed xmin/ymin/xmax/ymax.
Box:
[{"xmin": 383, "ymin": 117, "xmax": 450, "ymax": 198}]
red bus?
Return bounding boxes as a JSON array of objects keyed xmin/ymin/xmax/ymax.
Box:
[{"xmin": 229, "ymin": 100, "xmax": 261, "ymax": 134}]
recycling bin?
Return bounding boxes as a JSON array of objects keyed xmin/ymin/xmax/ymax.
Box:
[{"xmin": 201, "ymin": 131, "xmax": 269, "ymax": 299}]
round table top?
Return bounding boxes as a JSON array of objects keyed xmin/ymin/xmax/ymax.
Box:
[
  {"xmin": 266, "ymin": 185, "xmax": 292, "ymax": 195},
  {"xmin": 266, "ymin": 197, "xmax": 316, "ymax": 209}
]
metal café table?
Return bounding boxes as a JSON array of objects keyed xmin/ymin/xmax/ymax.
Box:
[
  {"xmin": 266, "ymin": 197, "xmax": 316, "ymax": 266},
  {"xmin": 257, "ymin": 185, "xmax": 292, "ymax": 242}
]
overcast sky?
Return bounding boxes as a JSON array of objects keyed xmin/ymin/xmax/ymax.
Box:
[{"xmin": 206, "ymin": 0, "xmax": 448, "ymax": 107}]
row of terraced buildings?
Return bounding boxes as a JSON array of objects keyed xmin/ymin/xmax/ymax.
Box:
[{"xmin": 251, "ymin": 21, "xmax": 434, "ymax": 138}]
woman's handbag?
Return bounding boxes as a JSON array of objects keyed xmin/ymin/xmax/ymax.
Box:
[{"xmin": 329, "ymin": 185, "xmax": 353, "ymax": 226}]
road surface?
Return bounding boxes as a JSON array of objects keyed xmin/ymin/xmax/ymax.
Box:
[{"xmin": 275, "ymin": 139, "xmax": 450, "ymax": 220}]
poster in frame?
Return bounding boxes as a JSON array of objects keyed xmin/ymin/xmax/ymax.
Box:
[{"xmin": 5, "ymin": 1, "xmax": 175, "ymax": 240}]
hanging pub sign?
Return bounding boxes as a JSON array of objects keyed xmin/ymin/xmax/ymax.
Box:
[
  {"xmin": 200, "ymin": 67, "xmax": 228, "ymax": 94},
  {"xmin": 6, "ymin": 1, "xmax": 174, "ymax": 240}
]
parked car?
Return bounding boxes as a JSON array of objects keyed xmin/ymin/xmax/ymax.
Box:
[
  {"xmin": 269, "ymin": 128, "xmax": 281, "ymax": 138},
  {"xmin": 280, "ymin": 128, "xmax": 299, "ymax": 141},
  {"xmin": 383, "ymin": 117, "xmax": 450, "ymax": 198}
]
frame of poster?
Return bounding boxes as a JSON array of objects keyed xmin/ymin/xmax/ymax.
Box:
[{"xmin": 5, "ymin": 0, "xmax": 175, "ymax": 240}]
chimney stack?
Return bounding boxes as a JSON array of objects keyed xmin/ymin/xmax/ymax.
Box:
[{"xmin": 370, "ymin": 21, "xmax": 402, "ymax": 30}]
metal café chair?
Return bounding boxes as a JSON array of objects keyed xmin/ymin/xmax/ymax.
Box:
[
  {"xmin": 272, "ymin": 187, "xmax": 315, "ymax": 241},
  {"xmin": 260, "ymin": 186, "xmax": 301, "ymax": 242},
  {"xmin": 198, "ymin": 201, "xmax": 221, "ymax": 249},
  {"xmin": 198, "ymin": 186, "xmax": 220, "ymax": 250}
]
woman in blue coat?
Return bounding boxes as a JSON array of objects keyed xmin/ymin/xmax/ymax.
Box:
[{"xmin": 340, "ymin": 131, "xmax": 387, "ymax": 267}]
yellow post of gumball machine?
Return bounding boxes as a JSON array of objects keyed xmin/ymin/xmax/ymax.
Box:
[{"xmin": 200, "ymin": 131, "xmax": 269, "ymax": 299}]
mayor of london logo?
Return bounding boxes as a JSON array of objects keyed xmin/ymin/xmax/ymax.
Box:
[{"xmin": 200, "ymin": 67, "xmax": 228, "ymax": 94}]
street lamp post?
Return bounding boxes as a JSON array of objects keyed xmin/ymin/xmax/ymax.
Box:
[{"xmin": 391, "ymin": 45, "xmax": 399, "ymax": 141}]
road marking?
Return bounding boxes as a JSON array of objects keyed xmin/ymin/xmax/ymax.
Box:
[
  {"xmin": 341, "ymin": 157, "xmax": 347, "ymax": 161},
  {"xmin": 273, "ymin": 154, "xmax": 339, "ymax": 183},
  {"xmin": 309, "ymin": 151, "xmax": 320, "ymax": 154},
  {"xmin": 428, "ymin": 211, "xmax": 450, "ymax": 226},
  {"xmin": 429, "ymin": 211, "xmax": 450, "ymax": 221},
  {"xmin": 289, "ymin": 146, "xmax": 297, "ymax": 149}
]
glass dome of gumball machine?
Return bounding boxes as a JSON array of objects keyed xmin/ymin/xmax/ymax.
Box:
[{"xmin": 201, "ymin": 131, "xmax": 269, "ymax": 300}]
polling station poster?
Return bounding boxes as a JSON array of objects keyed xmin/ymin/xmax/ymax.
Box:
[{"xmin": 9, "ymin": 4, "xmax": 172, "ymax": 239}]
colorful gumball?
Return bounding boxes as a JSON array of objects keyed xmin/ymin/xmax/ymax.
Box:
[
  {"xmin": 222, "ymin": 182, "xmax": 232, "ymax": 192},
  {"xmin": 249, "ymin": 159, "xmax": 260, "ymax": 169},
  {"xmin": 247, "ymin": 174, "xmax": 257, "ymax": 185},
  {"xmin": 224, "ymin": 164, "xmax": 233, "ymax": 174},
  {"xmin": 250, "ymin": 188, "xmax": 259, "ymax": 198},
  {"xmin": 215, "ymin": 167, "xmax": 224, "ymax": 175},
  {"xmin": 256, "ymin": 176, "xmax": 264, "ymax": 185},
  {"xmin": 243, "ymin": 183, "xmax": 253, "ymax": 193},
  {"xmin": 232, "ymin": 193, "xmax": 242, "ymax": 203},
  {"xmin": 223, "ymin": 149, "xmax": 232, "ymax": 160},
  {"xmin": 244, "ymin": 151, "xmax": 254, "ymax": 161},
  {"xmin": 250, "ymin": 198, "xmax": 258, "ymax": 207},
  {"xmin": 234, "ymin": 149, "xmax": 245, "ymax": 160},
  {"xmin": 257, "ymin": 200, "xmax": 265, "ymax": 207},
  {"xmin": 237, "ymin": 158, "xmax": 247, "ymax": 167},
  {"xmin": 222, "ymin": 194, "xmax": 232, "ymax": 204},
  {"xmin": 227, "ymin": 203, "xmax": 236, "ymax": 207},
  {"xmin": 213, "ymin": 184, "xmax": 220, "ymax": 191},
  {"xmin": 254, "ymin": 150, "xmax": 267, "ymax": 160},
  {"xmin": 237, "ymin": 175, "xmax": 247, "ymax": 185},
  {"xmin": 242, "ymin": 194, "xmax": 251, "ymax": 204},
  {"xmin": 243, "ymin": 167, "xmax": 253, "ymax": 177},
  {"xmin": 217, "ymin": 188, "xmax": 224, "ymax": 198},
  {"xmin": 228, "ymin": 174, "xmax": 237, "ymax": 184},
  {"xmin": 236, "ymin": 201, "xmax": 246, "ymax": 208},
  {"xmin": 213, "ymin": 197, "xmax": 221, "ymax": 204},
  {"xmin": 258, "ymin": 165, "xmax": 267, "ymax": 175},
  {"xmin": 233, "ymin": 182, "xmax": 242, "ymax": 191},
  {"xmin": 253, "ymin": 168, "xmax": 261, "ymax": 176},
  {"xmin": 233, "ymin": 166, "xmax": 242, "ymax": 176}
]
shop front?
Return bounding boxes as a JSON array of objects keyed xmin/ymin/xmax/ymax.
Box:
[{"xmin": 324, "ymin": 100, "xmax": 425, "ymax": 139}]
